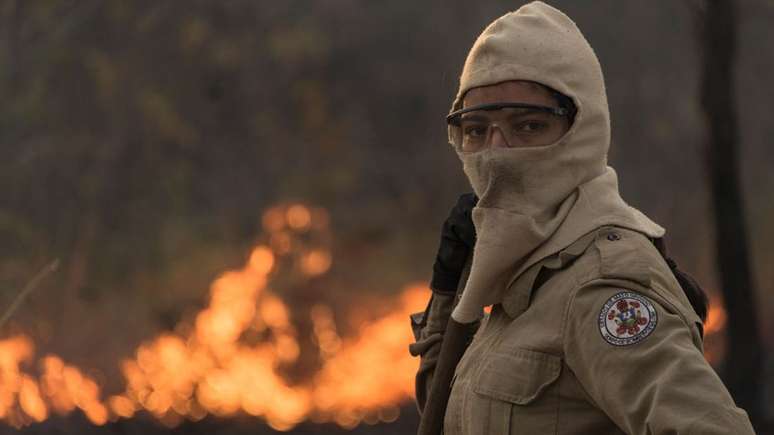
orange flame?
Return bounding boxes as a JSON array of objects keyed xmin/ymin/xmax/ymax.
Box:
[
  {"xmin": 310, "ymin": 286, "xmax": 426, "ymax": 429},
  {"xmin": 0, "ymin": 202, "xmax": 736, "ymax": 429},
  {"xmin": 0, "ymin": 202, "xmax": 428, "ymax": 431},
  {"xmin": 704, "ymin": 297, "xmax": 727, "ymax": 336},
  {"xmin": 0, "ymin": 336, "xmax": 109, "ymax": 428},
  {"xmin": 702, "ymin": 296, "xmax": 728, "ymax": 365}
]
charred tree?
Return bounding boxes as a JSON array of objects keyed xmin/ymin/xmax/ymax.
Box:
[{"xmin": 697, "ymin": 0, "xmax": 762, "ymax": 425}]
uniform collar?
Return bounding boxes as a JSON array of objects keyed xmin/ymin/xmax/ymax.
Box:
[{"xmin": 500, "ymin": 227, "xmax": 602, "ymax": 318}]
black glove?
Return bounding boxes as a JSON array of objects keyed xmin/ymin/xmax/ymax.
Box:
[{"xmin": 430, "ymin": 193, "xmax": 478, "ymax": 294}]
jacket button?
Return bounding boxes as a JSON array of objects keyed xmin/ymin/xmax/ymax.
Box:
[{"xmin": 607, "ymin": 232, "xmax": 621, "ymax": 241}]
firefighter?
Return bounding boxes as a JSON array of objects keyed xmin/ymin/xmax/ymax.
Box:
[{"xmin": 410, "ymin": 2, "xmax": 756, "ymax": 434}]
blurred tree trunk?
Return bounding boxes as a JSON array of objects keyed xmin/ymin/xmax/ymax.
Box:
[{"xmin": 698, "ymin": 0, "xmax": 762, "ymax": 425}]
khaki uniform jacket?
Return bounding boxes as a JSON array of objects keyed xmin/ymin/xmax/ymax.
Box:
[{"xmin": 411, "ymin": 225, "xmax": 755, "ymax": 434}]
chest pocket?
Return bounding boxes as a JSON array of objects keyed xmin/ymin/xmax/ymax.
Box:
[{"xmin": 470, "ymin": 348, "xmax": 561, "ymax": 435}]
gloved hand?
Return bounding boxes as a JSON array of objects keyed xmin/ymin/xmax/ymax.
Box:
[
  {"xmin": 410, "ymin": 193, "xmax": 479, "ymax": 412},
  {"xmin": 430, "ymin": 193, "xmax": 478, "ymax": 295}
]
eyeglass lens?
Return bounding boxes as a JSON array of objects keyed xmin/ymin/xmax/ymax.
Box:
[{"xmin": 458, "ymin": 107, "xmax": 568, "ymax": 152}]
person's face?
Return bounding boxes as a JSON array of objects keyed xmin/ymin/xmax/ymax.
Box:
[{"xmin": 459, "ymin": 80, "xmax": 571, "ymax": 152}]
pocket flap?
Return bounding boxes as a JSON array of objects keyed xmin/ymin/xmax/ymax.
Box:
[{"xmin": 473, "ymin": 348, "xmax": 561, "ymax": 405}]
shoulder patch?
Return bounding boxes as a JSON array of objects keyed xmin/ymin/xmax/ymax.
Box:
[{"xmin": 598, "ymin": 291, "xmax": 658, "ymax": 346}]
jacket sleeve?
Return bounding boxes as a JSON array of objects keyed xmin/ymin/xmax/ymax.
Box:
[
  {"xmin": 563, "ymin": 278, "xmax": 755, "ymax": 435},
  {"xmin": 408, "ymin": 291, "xmax": 457, "ymax": 413},
  {"xmin": 409, "ymin": 256, "xmax": 478, "ymax": 413}
]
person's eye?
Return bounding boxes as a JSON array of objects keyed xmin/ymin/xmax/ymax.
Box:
[
  {"xmin": 463, "ymin": 125, "xmax": 488, "ymax": 138},
  {"xmin": 512, "ymin": 120, "xmax": 549, "ymax": 134}
]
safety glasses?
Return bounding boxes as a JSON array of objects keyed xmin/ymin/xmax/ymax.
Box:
[{"xmin": 447, "ymin": 103, "xmax": 571, "ymax": 152}]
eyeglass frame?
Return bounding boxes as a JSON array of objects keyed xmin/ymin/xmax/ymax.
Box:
[
  {"xmin": 446, "ymin": 102, "xmax": 572, "ymax": 151},
  {"xmin": 446, "ymin": 102, "xmax": 570, "ymax": 126}
]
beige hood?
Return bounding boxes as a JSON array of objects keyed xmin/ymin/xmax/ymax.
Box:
[{"xmin": 449, "ymin": 1, "xmax": 665, "ymax": 323}]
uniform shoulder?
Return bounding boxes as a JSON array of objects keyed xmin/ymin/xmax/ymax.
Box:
[
  {"xmin": 592, "ymin": 226, "xmax": 663, "ymax": 287},
  {"xmin": 566, "ymin": 226, "xmax": 701, "ymax": 331},
  {"xmin": 558, "ymin": 225, "xmax": 659, "ymax": 288}
]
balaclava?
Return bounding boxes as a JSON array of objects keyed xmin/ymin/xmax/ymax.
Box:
[{"xmin": 449, "ymin": 1, "xmax": 665, "ymax": 323}]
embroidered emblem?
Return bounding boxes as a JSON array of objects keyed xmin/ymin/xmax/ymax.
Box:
[{"xmin": 598, "ymin": 291, "xmax": 658, "ymax": 346}]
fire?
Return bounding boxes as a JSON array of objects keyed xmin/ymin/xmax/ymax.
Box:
[
  {"xmin": 0, "ymin": 336, "xmax": 109, "ymax": 428},
  {"xmin": 0, "ymin": 202, "xmax": 429, "ymax": 430},
  {"xmin": 310, "ymin": 287, "xmax": 427, "ymax": 429},
  {"xmin": 18, "ymin": 375, "xmax": 46, "ymax": 423},
  {"xmin": 702, "ymin": 296, "xmax": 728, "ymax": 364},
  {"xmin": 704, "ymin": 297, "xmax": 727, "ymax": 335},
  {"xmin": 41, "ymin": 355, "xmax": 108, "ymax": 425},
  {"xmin": 0, "ymin": 202, "xmax": 737, "ymax": 430},
  {"xmin": 0, "ymin": 336, "xmax": 34, "ymax": 420}
]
